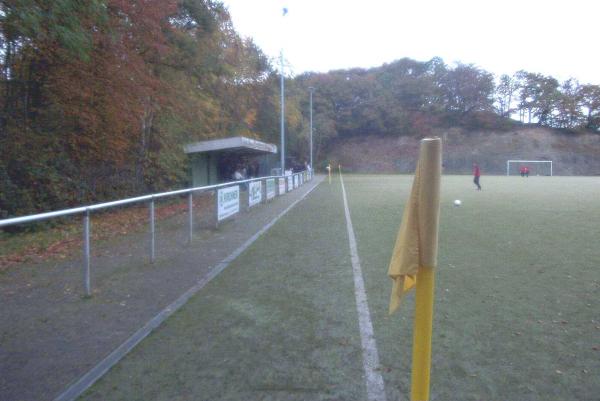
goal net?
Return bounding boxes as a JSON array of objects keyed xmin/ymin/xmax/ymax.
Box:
[{"xmin": 506, "ymin": 160, "xmax": 553, "ymax": 176}]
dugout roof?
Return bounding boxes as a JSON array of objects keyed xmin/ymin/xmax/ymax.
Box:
[{"xmin": 184, "ymin": 136, "xmax": 277, "ymax": 156}]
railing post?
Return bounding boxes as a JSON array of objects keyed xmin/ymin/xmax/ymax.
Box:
[
  {"xmin": 263, "ymin": 179, "xmax": 267, "ymax": 203},
  {"xmin": 246, "ymin": 182, "xmax": 251, "ymax": 212},
  {"xmin": 150, "ymin": 197, "xmax": 155, "ymax": 263},
  {"xmin": 214, "ymin": 189, "xmax": 219, "ymax": 229},
  {"xmin": 188, "ymin": 192, "xmax": 193, "ymax": 243},
  {"xmin": 83, "ymin": 209, "xmax": 91, "ymax": 297}
]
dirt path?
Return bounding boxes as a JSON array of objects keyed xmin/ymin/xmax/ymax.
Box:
[{"xmin": 0, "ymin": 177, "xmax": 322, "ymax": 401}]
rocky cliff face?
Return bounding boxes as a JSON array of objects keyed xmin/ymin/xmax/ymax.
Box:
[{"xmin": 327, "ymin": 127, "xmax": 600, "ymax": 175}]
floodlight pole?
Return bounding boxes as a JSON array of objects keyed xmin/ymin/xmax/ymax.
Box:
[
  {"xmin": 308, "ymin": 86, "xmax": 315, "ymax": 169},
  {"xmin": 280, "ymin": 51, "xmax": 285, "ymax": 174},
  {"xmin": 309, "ymin": 87, "xmax": 314, "ymax": 170}
]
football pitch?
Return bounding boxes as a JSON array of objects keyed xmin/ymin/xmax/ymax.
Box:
[{"xmin": 80, "ymin": 174, "xmax": 599, "ymax": 401}]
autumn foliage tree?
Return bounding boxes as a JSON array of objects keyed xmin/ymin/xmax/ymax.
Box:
[{"xmin": 0, "ymin": 0, "xmax": 272, "ymax": 217}]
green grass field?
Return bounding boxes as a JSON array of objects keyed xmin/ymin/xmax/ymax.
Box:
[{"xmin": 81, "ymin": 175, "xmax": 600, "ymax": 401}]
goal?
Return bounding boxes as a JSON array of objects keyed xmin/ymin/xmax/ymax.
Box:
[{"xmin": 506, "ymin": 160, "xmax": 553, "ymax": 176}]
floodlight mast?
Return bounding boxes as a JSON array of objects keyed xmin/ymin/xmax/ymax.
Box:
[
  {"xmin": 308, "ymin": 87, "xmax": 314, "ymax": 169},
  {"xmin": 279, "ymin": 7, "xmax": 288, "ymax": 174},
  {"xmin": 280, "ymin": 51, "xmax": 285, "ymax": 174}
]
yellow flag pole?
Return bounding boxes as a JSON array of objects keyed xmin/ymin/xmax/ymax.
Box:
[
  {"xmin": 411, "ymin": 266, "xmax": 435, "ymax": 401},
  {"xmin": 410, "ymin": 138, "xmax": 441, "ymax": 401},
  {"xmin": 387, "ymin": 138, "xmax": 440, "ymax": 400}
]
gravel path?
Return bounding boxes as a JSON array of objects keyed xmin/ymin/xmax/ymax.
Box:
[{"xmin": 0, "ymin": 177, "xmax": 322, "ymax": 401}]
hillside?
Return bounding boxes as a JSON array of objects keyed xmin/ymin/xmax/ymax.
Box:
[{"xmin": 326, "ymin": 127, "xmax": 600, "ymax": 175}]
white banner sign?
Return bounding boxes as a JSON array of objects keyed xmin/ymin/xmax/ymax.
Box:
[
  {"xmin": 248, "ymin": 181, "xmax": 262, "ymax": 207},
  {"xmin": 218, "ymin": 186, "xmax": 239, "ymax": 221},
  {"xmin": 278, "ymin": 178, "xmax": 286, "ymax": 195},
  {"xmin": 287, "ymin": 176, "xmax": 293, "ymax": 192},
  {"xmin": 266, "ymin": 179, "xmax": 276, "ymax": 200}
]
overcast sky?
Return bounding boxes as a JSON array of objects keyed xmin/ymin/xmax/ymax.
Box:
[{"xmin": 222, "ymin": 0, "xmax": 599, "ymax": 84}]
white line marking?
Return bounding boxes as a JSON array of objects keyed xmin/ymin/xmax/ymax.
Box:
[
  {"xmin": 54, "ymin": 179, "xmax": 322, "ymax": 401},
  {"xmin": 339, "ymin": 172, "xmax": 388, "ymax": 401}
]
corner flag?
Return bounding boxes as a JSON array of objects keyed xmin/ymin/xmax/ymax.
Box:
[
  {"xmin": 388, "ymin": 137, "xmax": 441, "ymax": 313},
  {"xmin": 387, "ymin": 137, "xmax": 441, "ymax": 401}
]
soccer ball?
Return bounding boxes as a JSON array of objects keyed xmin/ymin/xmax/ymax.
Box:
[{"xmin": 454, "ymin": 200, "xmax": 462, "ymax": 207}]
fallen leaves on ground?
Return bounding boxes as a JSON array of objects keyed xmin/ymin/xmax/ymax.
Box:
[{"xmin": 0, "ymin": 194, "xmax": 212, "ymax": 271}]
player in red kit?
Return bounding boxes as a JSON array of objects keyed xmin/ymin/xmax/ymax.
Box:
[{"xmin": 473, "ymin": 163, "xmax": 481, "ymax": 190}]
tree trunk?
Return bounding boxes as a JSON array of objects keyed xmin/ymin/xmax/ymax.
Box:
[{"xmin": 136, "ymin": 98, "xmax": 154, "ymax": 191}]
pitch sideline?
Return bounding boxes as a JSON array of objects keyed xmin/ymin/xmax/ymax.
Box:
[{"xmin": 339, "ymin": 171, "xmax": 388, "ymax": 401}]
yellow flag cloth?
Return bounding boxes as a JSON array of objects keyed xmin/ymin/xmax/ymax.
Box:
[{"xmin": 388, "ymin": 138, "xmax": 441, "ymax": 314}]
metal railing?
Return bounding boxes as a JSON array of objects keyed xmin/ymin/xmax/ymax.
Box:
[{"xmin": 1, "ymin": 170, "xmax": 313, "ymax": 296}]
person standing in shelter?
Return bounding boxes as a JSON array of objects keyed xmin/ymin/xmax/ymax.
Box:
[
  {"xmin": 233, "ymin": 166, "xmax": 244, "ymax": 181},
  {"xmin": 524, "ymin": 166, "xmax": 529, "ymax": 177},
  {"xmin": 520, "ymin": 166, "xmax": 525, "ymax": 177},
  {"xmin": 473, "ymin": 163, "xmax": 482, "ymax": 190}
]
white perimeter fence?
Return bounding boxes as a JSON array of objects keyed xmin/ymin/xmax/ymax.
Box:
[{"xmin": 0, "ymin": 170, "xmax": 314, "ymax": 296}]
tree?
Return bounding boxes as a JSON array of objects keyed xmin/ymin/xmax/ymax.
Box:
[
  {"xmin": 554, "ymin": 79, "xmax": 584, "ymax": 129},
  {"xmin": 439, "ymin": 63, "xmax": 495, "ymax": 116},
  {"xmin": 0, "ymin": 0, "xmax": 278, "ymax": 216},
  {"xmin": 495, "ymin": 74, "xmax": 518, "ymax": 118},
  {"xmin": 579, "ymin": 84, "xmax": 600, "ymax": 131},
  {"xmin": 515, "ymin": 71, "xmax": 559, "ymax": 125},
  {"xmin": 515, "ymin": 70, "xmax": 534, "ymax": 123},
  {"xmin": 0, "ymin": 0, "xmax": 113, "ymax": 215}
]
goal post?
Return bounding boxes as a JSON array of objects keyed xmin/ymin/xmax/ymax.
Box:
[{"xmin": 506, "ymin": 160, "xmax": 553, "ymax": 176}]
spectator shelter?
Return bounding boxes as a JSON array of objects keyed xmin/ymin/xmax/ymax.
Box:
[{"xmin": 184, "ymin": 136, "xmax": 278, "ymax": 187}]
